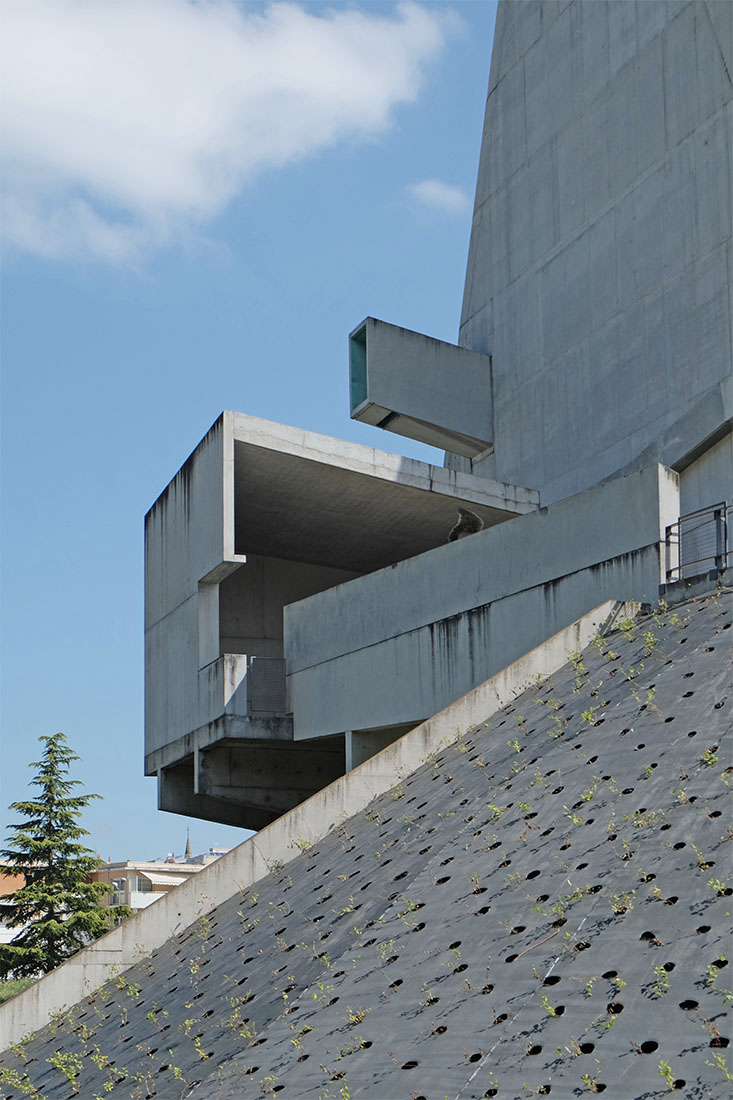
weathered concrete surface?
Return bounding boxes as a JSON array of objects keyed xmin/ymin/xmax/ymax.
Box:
[
  {"xmin": 453, "ymin": 0, "xmax": 732, "ymax": 509},
  {"xmin": 145, "ymin": 411, "xmax": 537, "ymax": 823},
  {"xmin": 285, "ymin": 463, "xmax": 679, "ymax": 739},
  {"xmin": 2, "ymin": 590, "xmax": 730, "ymax": 1099},
  {"xmin": 0, "ymin": 600, "xmax": 631, "ymax": 1052},
  {"xmin": 349, "ymin": 316, "xmax": 493, "ymax": 457}
]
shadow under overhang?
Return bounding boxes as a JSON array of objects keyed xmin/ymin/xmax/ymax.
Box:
[{"xmin": 233, "ymin": 430, "xmax": 537, "ymax": 574}]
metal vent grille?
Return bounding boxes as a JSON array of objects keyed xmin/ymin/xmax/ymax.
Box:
[{"xmin": 247, "ymin": 656, "xmax": 287, "ymax": 715}]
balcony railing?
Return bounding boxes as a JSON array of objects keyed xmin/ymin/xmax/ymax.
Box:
[{"xmin": 665, "ymin": 502, "xmax": 731, "ymax": 582}]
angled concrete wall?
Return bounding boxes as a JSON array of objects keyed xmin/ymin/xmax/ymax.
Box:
[
  {"xmin": 0, "ymin": 600, "xmax": 628, "ymax": 1051},
  {"xmin": 454, "ymin": 0, "xmax": 732, "ymax": 505},
  {"xmin": 285, "ymin": 464, "xmax": 679, "ymax": 738}
]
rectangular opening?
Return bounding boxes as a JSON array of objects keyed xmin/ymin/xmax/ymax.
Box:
[{"xmin": 349, "ymin": 325, "xmax": 367, "ymax": 412}]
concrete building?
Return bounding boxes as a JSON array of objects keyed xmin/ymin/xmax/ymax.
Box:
[
  {"xmin": 91, "ymin": 849, "xmax": 229, "ymax": 912},
  {"xmin": 2, "ymin": 3, "xmax": 732, "ymax": 1077},
  {"xmin": 145, "ymin": 0, "xmax": 731, "ymax": 834}
]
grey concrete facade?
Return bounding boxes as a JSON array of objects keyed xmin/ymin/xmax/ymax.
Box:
[
  {"xmin": 285, "ymin": 463, "xmax": 678, "ymax": 739},
  {"xmin": 145, "ymin": 412, "xmax": 537, "ymax": 828},
  {"xmin": 143, "ymin": 1, "xmax": 731, "ymax": 828},
  {"xmin": 450, "ymin": 0, "xmax": 732, "ymax": 508}
]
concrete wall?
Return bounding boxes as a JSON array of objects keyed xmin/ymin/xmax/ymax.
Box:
[
  {"xmin": 453, "ymin": 0, "xmax": 732, "ymax": 504},
  {"xmin": 219, "ymin": 555, "xmax": 361, "ymax": 657},
  {"xmin": 679, "ymin": 429, "xmax": 733, "ymax": 515},
  {"xmin": 145, "ymin": 415, "xmax": 239, "ymax": 758},
  {"xmin": 0, "ymin": 600, "xmax": 626, "ymax": 1051},
  {"xmin": 285, "ymin": 464, "xmax": 679, "ymax": 738}
]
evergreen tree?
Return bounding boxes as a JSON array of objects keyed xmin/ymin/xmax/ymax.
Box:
[{"xmin": 0, "ymin": 732, "xmax": 131, "ymax": 978}]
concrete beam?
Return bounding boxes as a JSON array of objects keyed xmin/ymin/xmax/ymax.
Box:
[{"xmin": 349, "ymin": 317, "xmax": 493, "ymax": 457}]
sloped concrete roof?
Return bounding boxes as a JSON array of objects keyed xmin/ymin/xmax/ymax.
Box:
[{"xmin": 1, "ymin": 591, "xmax": 731, "ymax": 1099}]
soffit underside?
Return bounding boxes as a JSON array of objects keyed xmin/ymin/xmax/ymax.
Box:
[{"xmin": 233, "ymin": 440, "xmax": 523, "ymax": 572}]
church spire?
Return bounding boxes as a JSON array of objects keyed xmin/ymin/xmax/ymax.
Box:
[{"xmin": 185, "ymin": 827, "xmax": 192, "ymax": 860}]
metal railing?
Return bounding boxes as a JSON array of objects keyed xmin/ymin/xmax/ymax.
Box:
[
  {"xmin": 246, "ymin": 656, "xmax": 287, "ymax": 716},
  {"xmin": 665, "ymin": 501, "xmax": 731, "ymax": 582}
]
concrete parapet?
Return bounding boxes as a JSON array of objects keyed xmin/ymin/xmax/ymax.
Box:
[{"xmin": 0, "ymin": 600, "xmax": 633, "ymax": 1050}]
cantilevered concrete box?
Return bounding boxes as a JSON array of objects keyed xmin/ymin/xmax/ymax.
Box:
[
  {"xmin": 349, "ymin": 317, "xmax": 493, "ymax": 458},
  {"xmin": 145, "ymin": 411, "xmax": 537, "ymax": 829}
]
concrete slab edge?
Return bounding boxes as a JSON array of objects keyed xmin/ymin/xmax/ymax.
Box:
[{"xmin": 0, "ymin": 598, "xmax": 635, "ymax": 1050}]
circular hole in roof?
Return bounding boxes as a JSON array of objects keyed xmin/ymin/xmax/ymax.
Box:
[
  {"xmin": 511, "ymin": 926, "xmax": 526, "ymax": 935},
  {"xmin": 484, "ymin": 1090, "xmax": 498, "ymax": 1098},
  {"xmin": 385, "ymin": 956, "xmax": 398, "ymax": 966},
  {"xmin": 673, "ymin": 842, "xmax": 686, "ymax": 850},
  {"xmin": 660, "ymin": 823, "xmax": 671, "ymax": 830},
  {"xmin": 607, "ymin": 1002, "xmax": 623, "ymax": 1014},
  {"xmin": 499, "ymin": 859, "xmax": 512, "ymax": 867},
  {"xmin": 449, "ymin": 941, "xmax": 461, "ymax": 950},
  {"xmin": 710, "ymin": 1037, "xmax": 729, "ymax": 1048},
  {"xmin": 602, "ymin": 970, "xmax": 617, "ymax": 979},
  {"xmin": 640, "ymin": 1040, "xmax": 659, "ymax": 1053},
  {"xmin": 671, "ymin": 1081, "xmax": 685, "ymax": 1091},
  {"xmin": 687, "ymin": 730, "xmax": 697, "ymax": 738},
  {"xmin": 679, "ymin": 1000, "xmax": 698, "ymax": 1011},
  {"xmin": 505, "ymin": 954, "xmax": 518, "ymax": 963},
  {"xmin": 469, "ymin": 1052, "xmax": 482, "ymax": 1062},
  {"xmin": 440, "ymin": 857, "xmax": 454, "ymax": 866},
  {"xmin": 541, "ymin": 828, "xmax": 555, "ymax": 837},
  {"xmin": 662, "ymin": 962, "xmax": 676, "ymax": 972},
  {"xmin": 714, "ymin": 700, "xmax": 725, "ymax": 709},
  {"xmin": 393, "ymin": 871, "xmax": 408, "ymax": 881},
  {"xmin": 426, "ymin": 995, "xmax": 440, "ymax": 1005},
  {"xmin": 594, "ymin": 1085, "xmax": 607, "ymax": 1093},
  {"xmin": 696, "ymin": 925, "xmax": 711, "ymax": 934},
  {"xmin": 607, "ymin": 833, "xmax": 617, "ymax": 841},
  {"xmin": 419, "ymin": 847, "xmax": 431, "ymax": 855},
  {"xmin": 576, "ymin": 862, "xmax": 588, "ymax": 870},
  {"xmin": 527, "ymin": 870, "xmax": 541, "ymax": 879},
  {"xmin": 477, "ymin": 905, "xmax": 491, "ymax": 915},
  {"xmin": 389, "ymin": 979, "xmax": 403, "ymax": 992},
  {"xmin": 436, "ymin": 876, "xmax": 451, "ymax": 885},
  {"xmin": 682, "ymin": 691, "xmax": 694, "ymax": 698},
  {"xmin": 712, "ymin": 958, "xmax": 729, "ymax": 969},
  {"xmin": 665, "ymin": 896, "xmax": 679, "ymax": 905},
  {"xmin": 543, "ymin": 975, "xmax": 561, "ymax": 986},
  {"xmin": 559, "ymin": 844, "xmax": 571, "ymax": 852},
  {"xmin": 709, "ymin": 810, "xmax": 722, "ymax": 818},
  {"xmin": 454, "ymin": 963, "xmax": 468, "ymax": 974},
  {"xmin": 537, "ymin": 894, "xmax": 550, "ymax": 903},
  {"xmin": 401, "ymin": 1061, "xmax": 418, "ymax": 1070},
  {"xmin": 579, "ymin": 1042, "xmax": 594, "ymax": 1054},
  {"xmin": 555, "ymin": 1005, "xmax": 566, "ymax": 1016},
  {"xmin": 588, "ymin": 884, "xmax": 602, "ymax": 894},
  {"xmin": 576, "ymin": 940, "xmax": 590, "ymax": 951},
  {"xmin": 622, "ymin": 787, "xmax": 634, "ymax": 795},
  {"xmin": 482, "ymin": 984, "xmax": 494, "ymax": 995},
  {"xmin": 528, "ymin": 1044, "xmax": 542, "ymax": 1055},
  {"xmin": 412, "ymin": 922, "xmax": 426, "ymax": 933},
  {"xmin": 552, "ymin": 787, "xmax": 564, "ymax": 795},
  {"xmin": 434, "ymin": 1024, "xmax": 447, "ymax": 1034},
  {"xmin": 640, "ymin": 931, "xmax": 660, "ymax": 942}
]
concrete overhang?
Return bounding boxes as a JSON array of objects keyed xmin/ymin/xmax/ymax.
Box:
[
  {"xmin": 231, "ymin": 412, "xmax": 536, "ymax": 571},
  {"xmin": 348, "ymin": 317, "xmax": 493, "ymax": 458}
]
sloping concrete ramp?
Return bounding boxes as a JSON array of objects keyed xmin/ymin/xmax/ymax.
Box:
[{"xmin": 1, "ymin": 592, "xmax": 731, "ymax": 1099}]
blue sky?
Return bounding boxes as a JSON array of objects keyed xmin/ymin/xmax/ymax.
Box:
[{"xmin": 1, "ymin": 0, "xmax": 497, "ymax": 861}]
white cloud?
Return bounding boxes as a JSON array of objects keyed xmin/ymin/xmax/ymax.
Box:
[
  {"xmin": 408, "ymin": 177, "xmax": 470, "ymax": 215},
  {"xmin": 0, "ymin": 0, "xmax": 455, "ymax": 263}
]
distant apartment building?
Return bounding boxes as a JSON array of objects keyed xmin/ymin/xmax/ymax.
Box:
[{"xmin": 91, "ymin": 848, "xmax": 230, "ymax": 911}]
